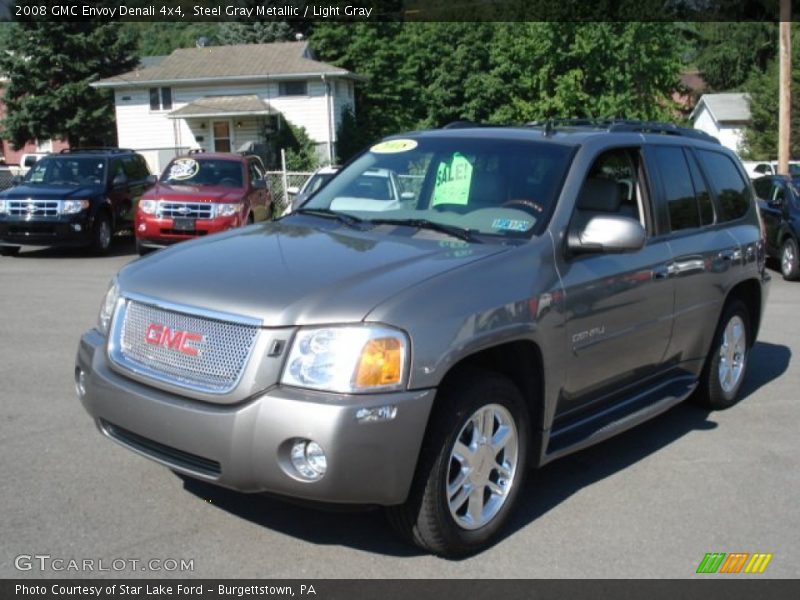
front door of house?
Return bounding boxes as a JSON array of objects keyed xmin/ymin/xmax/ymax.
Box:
[{"xmin": 213, "ymin": 121, "xmax": 232, "ymax": 152}]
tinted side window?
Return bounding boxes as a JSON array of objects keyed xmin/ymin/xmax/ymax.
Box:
[
  {"xmin": 752, "ymin": 177, "xmax": 772, "ymax": 199},
  {"xmin": 697, "ymin": 150, "xmax": 750, "ymax": 221},
  {"xmin": 686, "ymin": 151, "xmax": 715, "ymax": 225},
  {"xmin": 652, "ymin": 146, "xmax": 699, "ymax": 231}
]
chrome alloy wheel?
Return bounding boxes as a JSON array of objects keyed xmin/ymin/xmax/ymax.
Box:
[
  {"xmin": 718, "ymin": 315, "xmax": 746, "ymax": 394},
  {"xmin": 446, "ymin": 403, "xmax": 519, "ymax": 530},
  {"xmin": 782, "ymin": 242, "xmax": 796, "ymax": 277}
]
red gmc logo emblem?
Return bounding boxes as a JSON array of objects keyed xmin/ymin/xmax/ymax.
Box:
[{"xmin": 144, "ymin": 323, "xmax": 204, "ymax": 356}]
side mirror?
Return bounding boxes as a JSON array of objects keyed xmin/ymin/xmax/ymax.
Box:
[
  {"xmin": 568, "ymin": 214, "xmax": 646, "ymax": 254},
  {"xmin": 286, "ymin": 186, "xmax": 300, "ymax": 196},
  {"xmin": 146, "ymin": 174, "xmax": 157, "ymax": 185},
  {"xmin": 252, "ymin": 179, "xmax": 266, "ymax": 190}
]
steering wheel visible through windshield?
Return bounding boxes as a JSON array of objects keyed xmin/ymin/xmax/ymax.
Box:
[{"xmin": 299, "ymin": 135, "xmax": 573, "ymax": 241}]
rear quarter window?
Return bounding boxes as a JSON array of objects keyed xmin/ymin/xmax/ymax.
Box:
[{"xmin": 696, "ymin": 150, "xmax": 751, "ymax": 221}]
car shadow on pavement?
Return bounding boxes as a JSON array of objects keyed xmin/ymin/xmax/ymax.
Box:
[
  {"xmin": 180, "ymin": 341, "xmax": 790, "ymax": 559},
  {"xmin": 7, "ymin": 235, "xmax": 137, "ymax": 259}
]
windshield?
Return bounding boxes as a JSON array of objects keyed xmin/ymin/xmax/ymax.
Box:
[
  {"xmin": 301, "ymin": 136, "xmax": 573, "ymax": 240},
  {"xmin": 25, "ymin": 157, "xmax": 106, "ymax": 186},
  {"xmin": 161, "ymin": 157, "xmax": 244, "ymax": 187}
]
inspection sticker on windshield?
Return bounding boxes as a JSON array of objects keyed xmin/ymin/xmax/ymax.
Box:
[
  {"xmin": 370, "ymin": 139, "xmax": 418, "ymax": 154},
  {"xmin": 492, "ymin": 218, "xmax": 531, "ymax": 232},
  {"xmin": 168, "ymin": 158, "xmax": 199, "ymax": 180}
]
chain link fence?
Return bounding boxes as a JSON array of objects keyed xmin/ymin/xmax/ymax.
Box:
[
  {"xmin": 0, "ymin": 169, "xmax": 18, "ymax": 192},
  {"xmin": 265, "ymin": 171, "xmax": 313, "ymax": 215}
]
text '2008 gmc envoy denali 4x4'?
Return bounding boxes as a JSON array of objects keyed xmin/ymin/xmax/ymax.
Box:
[{"xmin": 76, "ymin": 120, "xmax": 770, "ymax": 556}]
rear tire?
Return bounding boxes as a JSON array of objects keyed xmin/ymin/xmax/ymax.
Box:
[
  {"xmin": 780, "ymin": 237, "xmax": 800, "ymax": 281},
  {"xmin": 386, "ymin": 370, "xmax": 529, "ymax": 557},
  {"xmin": 89, "ymin": 212, "xmax": 112, "ymax": 255},
  {"xmin": 0, "ymin": 245, "xmax": 20, "ymax": 257},
  {"xmin": 693, "ymin": 299, "xmax": 750, "ymax": 410}
]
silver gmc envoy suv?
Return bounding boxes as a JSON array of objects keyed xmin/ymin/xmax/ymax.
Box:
[{"xmin": 76, "ymin": 121, "xmax": 770, "ymax": 556}]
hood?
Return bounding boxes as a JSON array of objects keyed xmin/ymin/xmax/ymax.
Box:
[
  {"xmin": 0, "ymin": 183, "xmax": 103, "ymax": 199},
  {"xmin": 143, "ymin": 183, "xmax": 243, "ymax": 203},
  {"xmin": 119, "ymin": 217, "xmax": 508, "ymax": 327}
]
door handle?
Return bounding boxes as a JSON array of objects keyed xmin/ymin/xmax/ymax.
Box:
[
  {"xmin": 718, "ymin": 248, "xmax": 742, "ymax": 262},
  {"xmin": 653, "ymin": 263, "xmax": 674, "ymax": 279}
]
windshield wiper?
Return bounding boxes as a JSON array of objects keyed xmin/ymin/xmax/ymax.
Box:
[
  {"xmin": 295, "ymin": 208, "xmax": 366, "ymax": 229},
  {"xmin": 367, "ymin": 218, "xmax": 482, "ymax": 243}
]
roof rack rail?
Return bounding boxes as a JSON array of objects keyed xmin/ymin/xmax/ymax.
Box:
[
  {"xmin": 442, "ymin": 120, "xmax": 482, "ymax": 129},
  {"xmin": 607, "ymin": 120, "xmax": 720, "ymax": 143},
  {"xmin": 524, "ymin": 118, "xmax": 720, "ymax": 144},
  {"xmin": 187, "ymin": 148, "xmax": 206, "ymax": 155},
  {"xmin": 59, "ymin": 147, "xmax": 135, "ymax": 154}
]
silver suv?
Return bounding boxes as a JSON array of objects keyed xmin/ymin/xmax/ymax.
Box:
[{"xmin": 75, "ymin": 121, "xmax": 769, "ymax": 556}]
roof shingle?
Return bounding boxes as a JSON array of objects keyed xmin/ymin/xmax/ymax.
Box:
[{"xmin": 95, "ymin": 41, "xmax": 354, "ymax": 87}]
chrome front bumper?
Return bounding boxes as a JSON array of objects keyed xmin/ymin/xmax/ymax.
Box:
[{"xmin": 76, "ymin": 329, "xmax": 435, "ymax": 505}]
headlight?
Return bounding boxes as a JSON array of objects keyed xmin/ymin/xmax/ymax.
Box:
[
  {"xmin": 215, "ymin": 203, "xmax": 241, "ymax": 217},
  {"xmin": 139, "ymin": 200, "xmax": 158, "ymax": 215},
  {"xmin": 97, "ymin": 278, "xmax": 120, "ymax": 335},
  {"xmin": 0, "ymin": 199, "xmax": 7, "ymax": 214},
  {"xmin": 281, "ymin": 326, "xmax": 408, "ymax": 393},
  {"xmin": 62, "ymin": 199, "xmax": 90, "ymax": 214}
]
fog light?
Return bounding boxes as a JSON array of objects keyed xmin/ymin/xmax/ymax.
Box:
[
  {"xmin": 138, "ymin": 224, "xmax": 146, "ymax": 232},
  {"xmin": 75, "ymin": 368, "xmax": 86, "ymax": 398},
  {"xmin": 290, "ymin": 439, "xmax": 327, "ymax": 480},
  {"xmin": 72, "ymin": 224, "xmax": 82, "ymax": 232}
]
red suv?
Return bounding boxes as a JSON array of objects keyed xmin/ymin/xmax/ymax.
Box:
[{"xmin": 135, "ymin": 152, "xmax": 272, "ymax": 255}]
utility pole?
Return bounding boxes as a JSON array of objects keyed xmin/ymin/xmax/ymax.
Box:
[{"xmin": 778, "ymin": 0, "xmax": 792, "ymax": 175}]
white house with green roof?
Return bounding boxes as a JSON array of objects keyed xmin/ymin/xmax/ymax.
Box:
[{"xmin": 93, "ymin": 41, "xmax": 361, "ymax": 172}]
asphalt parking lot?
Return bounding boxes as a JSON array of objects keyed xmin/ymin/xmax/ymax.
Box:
[{"xmin": 1, "ymin": 238, "xmax": 797, "ymax": 578}]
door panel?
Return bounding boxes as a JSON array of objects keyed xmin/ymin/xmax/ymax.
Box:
[{"xmin": 560, "ymin": 240, "xmax": 674, "ymax": 412}]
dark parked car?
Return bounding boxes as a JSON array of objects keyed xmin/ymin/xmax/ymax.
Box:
[
  {"xmin": 752, "ymin": 174, "xmax": 800, "ymax": 280},
  {"xmin": 0, "ymin": 148, "xmax": 153, "ymax": 255},
  {"xmin": 76, "ymin": 120, "xmax": 769, "ymax": 556}
]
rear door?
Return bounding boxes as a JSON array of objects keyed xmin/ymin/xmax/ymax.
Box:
[
  {"xmin": 652, "ymin": 145, "xmax": 746, "ymax": 370},
  {"xmin": 756, "ymin": 177, "xmax": 787, "ymax": 255}
]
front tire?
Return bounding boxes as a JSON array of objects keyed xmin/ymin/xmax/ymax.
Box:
[
  {"xmin": 387, "ymin": 370, "xmax": 529, "ymax": 557},
  {"xmin": 780, "ymin": 237, "xmax": 800, "ymax": 281},
  {"xmin": 694, "ymin": 299, "xmax": 750, "ymax": 410},
  {"xmin": 89, "ymin": 212, "xmax": 112, "ymax": 255}
]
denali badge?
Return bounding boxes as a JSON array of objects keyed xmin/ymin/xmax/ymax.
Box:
[{"xmin": 144, "ymin": 323, "xmax": 204, "ymax": 356}]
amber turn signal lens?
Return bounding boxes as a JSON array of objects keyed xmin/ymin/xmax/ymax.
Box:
[{"xmin": 355, "ymin": 337, "xmax": 403, "ymax": 388}]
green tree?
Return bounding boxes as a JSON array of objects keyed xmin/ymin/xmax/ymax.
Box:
[
  {"xmin": 692, "ymin": 22, "xmax": 776, "ymax": 92},
  {"xmin": 125, "ymin": 22, "xmax": 218, "ymax": 56},
  {"xmin": 275, "ymin": 121, "xmax": 320, "ymax": 171},
  {"xmin": 742, "ymin": 24, "xmax": 800, "ymax": 160},
  {"xmin": 488, "ymin": 22, "xmax": 683, "ymax": 123},
  {"xmin": 216, "ymin": 22, "xmax": 293, "ymax": 45},
  {"xmin": 0, "ymin": 20, "xmax": 137, "ymax": 147}
]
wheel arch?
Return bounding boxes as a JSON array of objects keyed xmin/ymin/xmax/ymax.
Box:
[
  {"xmin": 431, "ymin": 340, "xmax": 546, "ymax": 466},
  {"xmin": 724, "ymin": 278, "xmax": 763, "ymax": 347}
]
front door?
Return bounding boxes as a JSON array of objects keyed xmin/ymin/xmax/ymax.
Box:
[
  {"xmin": 559, "ymin": 148, "xmax": 675, "ymax": 416},
  {"xmin": 212, "ymin": 121, "xmax": 232, "ymax": 153}
]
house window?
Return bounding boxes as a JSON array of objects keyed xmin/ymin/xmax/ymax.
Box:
[
  {"xmin": 149, "ymin": 87, "xmax": 173, "ymax": 111},
  {"xmin": 278, "ymin": 81, "xmax": 307, "ymax": 96}
]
